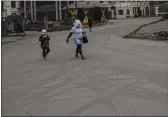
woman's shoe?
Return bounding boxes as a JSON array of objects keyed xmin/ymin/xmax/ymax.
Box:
[
  {"xmin": 75, "ymin": 54, "xmax": 79, "ymax": 58},
  {"xmin": 81, "ymin": 56, "xmax": 85, "ymax": 60},
  {"xmin": 43, "ymin": 57, "xmax": 47, "ymax": 61}
]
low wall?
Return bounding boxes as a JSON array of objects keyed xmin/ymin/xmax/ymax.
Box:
[
  {"xmin": 26, "ymin": 20, "xmax": 108, "ymax": 32},
  {"xmin": 27, "ymin": 22, "xmax": 44, "ymax": 31}
]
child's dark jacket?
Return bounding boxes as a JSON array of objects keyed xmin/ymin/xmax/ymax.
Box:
[{"xmin": 39, "ymin": 34, "xmax": 50, "ymax": 48}]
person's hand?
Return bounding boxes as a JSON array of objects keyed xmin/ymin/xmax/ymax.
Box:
[{"xmin": 66, "ymin": 39, "xmax": 69, "ymax": 43}]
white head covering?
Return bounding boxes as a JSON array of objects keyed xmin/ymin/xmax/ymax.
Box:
[
  {"xmin": 74, "ymin": 20, "xmax": 82, "ymax": 28},
  {"xmin": 41, "ymin": 29, "xmax": 47, "ymax": 34}
]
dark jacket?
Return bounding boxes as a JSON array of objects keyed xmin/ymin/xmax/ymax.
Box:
[{"xmin": 39, "ymin": 34, "xmax": 50, "ymax": 48}]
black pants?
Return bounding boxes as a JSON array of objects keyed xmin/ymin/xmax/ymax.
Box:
[
  {"xmin": 76, "ymin": 44, "xmax": 83, "ymax": 56},
  {"xmin": 88, "ymin": 19, "xmax": 92, "ymax": 31},
  {"xmin": 42, "ymin": 47, "xmax": 50, "ymax": 58},
  {"xmin": 89, "ymin": 23, "xmax": 92, "ymax": 28}
]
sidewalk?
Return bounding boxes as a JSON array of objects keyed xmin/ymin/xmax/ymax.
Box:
[
  {"xmin": 123, "ymin": 17, "xmax": 168, "ymax": 40},
  {"xmin": 2, "ymin": 31, "xmax": 39, "ymax": 45}
]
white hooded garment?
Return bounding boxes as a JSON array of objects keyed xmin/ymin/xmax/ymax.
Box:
[
  {"xmin": 71, "ymin": 20, "xmax": 83, "ymax": 39},
  {"xmin": 71, "ymin": 20, "xmax": 83, "ymax": 45},
  {"xmin": 74, "ymin": 20, "xmax": 82, "ymax": 28}
]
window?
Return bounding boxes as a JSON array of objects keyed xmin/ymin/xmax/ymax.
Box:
[
  {"xmin": 99, "ymin": 1, "xmax": 104, "ymax": 3},
  {"xmin": 11, "ymin": 1, "xmax": 16, "ymax": 8},
  {"xmin": 108, "ymin": 1, "xmax": 111, "ymax": 3},
  {"xmin": 118, "ymin": 10, "xmax": 123, "ymax": 15},
  {"xmin": 127, "ymin": 9, "xmax": 130, "ymax": 15},
  {"xmin": 20, "ymin": 1, "xmax": 24, "ymax": 8},
  {"xmin": 111, "ymin": 6, "xmax": 115, "ymax": 10},
  {"xmin": 86, "ymin": 2, "xmax": 90, "ymax": 4}
]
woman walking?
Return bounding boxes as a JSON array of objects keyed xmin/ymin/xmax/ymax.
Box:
[
  {"xmin": 88, "ymin": 16, "xmax": 93, "ymax": 32},
  {"xmin": 66, "ymin": 20, "xmax": 85, "ymax": 60}
]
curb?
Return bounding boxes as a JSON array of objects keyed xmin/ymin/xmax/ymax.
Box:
[
  {"xmin": 123, "ymin": 19, "xmax": 162, "ymax": 39},
  {"xmin": 2, "ymin": 37, "xmax": 26, "ymax": 45},
  {"xmin": 28, "ymin": 21, "xmax": 113, "ymax": 32},
  {"xmin": 47, "ymin": 22, "xmax": 112, "ymax": 32},
  {"xmin": 84, "ymin": 21, "xmax": 113, "ymax": 28}
]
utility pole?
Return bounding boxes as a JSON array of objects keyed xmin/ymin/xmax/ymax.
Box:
[
  {"xmin": 24, "ymin": 1, "xmax": 26, "ymax": 19},
  {"xmin": 55, "ymin": 1, "xmax": 58, "ymax": 21},
  {"xmin": 59, "ymin": 1, "xmax": 62, "ymax": 20},
  {"xmin": 66, "ymin": 1, "xmax": 69, "ymax": 19},
  {"xmin": 2, "ymin": 1, "xmax": 4, "ymax": 13},
  {"xmin": 30, "ymin": 0, "xmax": 33, "ymax": 20},
  {"xmin": 75, "ymin": 1, "xmax": 77, "ymax": 18},
  {"xmin": 34, "ymin": 1, "xmax": 36, "ymax": 21}
]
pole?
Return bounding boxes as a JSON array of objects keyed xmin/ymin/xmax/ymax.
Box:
[
  {"xmin": 66, "ymin": 1, "xmax": 69, "ymax": 19},
  {"xmin": 75, "ymin": 1, "xmax": 77, "ymax": 18},
  {"xmin": 55, "ymin": 1, "xmax": 58, "ymax": 20},
  {"xmin": 34, "ymin": 1, "xmax": 36, "ymax": 20},
  {"xmin": 30, "ymin": 0, "xmax": 33, "ymax": 20},
  {"xmin": 136, "ymin": 1, "xmax": 138, "ymax": 16},
  {"xmin": 2, "ymin": 1, "xmax": 4, "ymax": 13},
  {"xmin": 75, "ymin": 1, "xmax": 77, "ymax": 10},
  {"xmin": 59, "ymin": 1, "xmax": 62, "ymax": 20},
  {"xmin": 24, "ymin": 1, "xmax": 26, "ymax": 19}
]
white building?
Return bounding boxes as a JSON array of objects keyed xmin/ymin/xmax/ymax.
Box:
[
  {"xmin": 2, "ymin": 1, "xmax": 63, "ymax": 21},
  {"xmin": 113, "ymin": 1, "xmax": 150, "ymax": 19},
  {"xmin": 114, "ymin": 2, "xmax": 133, "ymax": 19},
  {"xmin": 2, "ymin": 1, "xmax": 151, "ymax": 20},
  {"xmin": 2, "ymin": 1, "xmax": 35, "ymax": 20},
  {"xmin": 76, "ymin": 1, "xmax": 150, "ymax": 19},
  {"xmin": 131, "ymin": 1, "xmax": 150, "ymax": 17},
  {"xmin": 2, "ymin": 1, "xmax": 21, "ymax": 17}
]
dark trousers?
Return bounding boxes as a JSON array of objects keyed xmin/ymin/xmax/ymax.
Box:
[
  {"xmin": 88, "ymin": 19, "xmax": 92, "ymax": 32},
  {"xmin": 42, "ymin": 47, "xmax": 50, "ymax": 58},
  {"xmin": 76, "ymin": 44, "xmax": 83, "ymax": 56}
]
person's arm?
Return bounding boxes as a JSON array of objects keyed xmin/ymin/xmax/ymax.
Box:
[
  {"xmin": 66, "ymin": 27, "xmax": 74, "ymax": 43},
  {"xmin": 39, "ymin": 35, "xmax": 42, "ymax": 41},
  {"xmin": 47, "ymin": 35, "xmax": 50, "ymax": 40},
  {"xmin": 66, "ymin": 32, "xmax": 73, "ymax": 43}
]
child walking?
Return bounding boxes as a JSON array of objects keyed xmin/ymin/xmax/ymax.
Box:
[{"xmin": 39, "ymin": 29, "xmax": 50, "ymax": 61}]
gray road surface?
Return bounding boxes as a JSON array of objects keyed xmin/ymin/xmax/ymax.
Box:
[{"xmin": 2, "ymin": 17, "xmax": 168, "ymax": 116}]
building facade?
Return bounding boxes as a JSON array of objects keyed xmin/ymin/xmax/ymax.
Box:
[
  {"xmin": 1, "ymin": 1, "xmax": 63, "ymax": 21},
  {"xmin": 76, "ymin": 1, "xmax": 151, "ymax": 19},
  {"xmin": 2, "ymin": 1, "xmax": 165, "ymax": 21}
]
